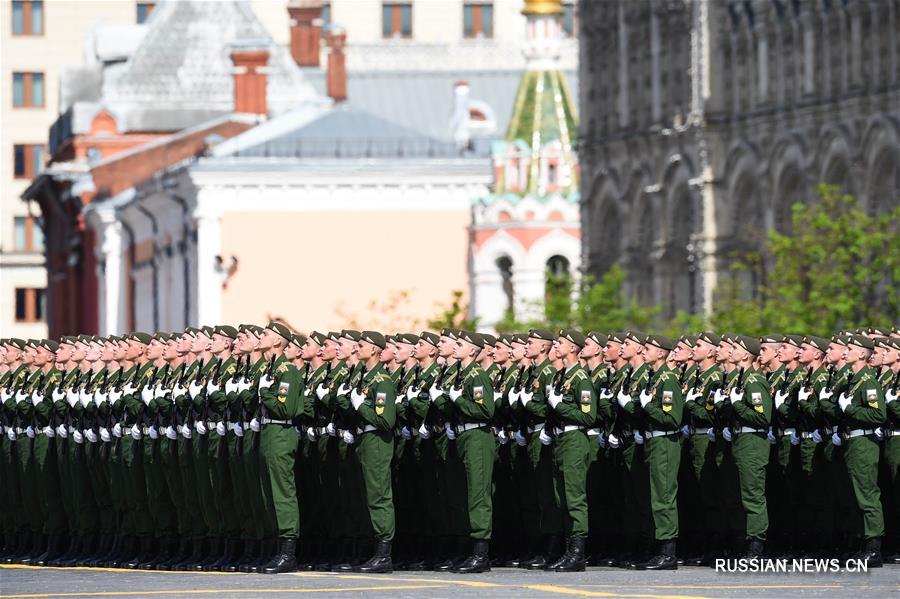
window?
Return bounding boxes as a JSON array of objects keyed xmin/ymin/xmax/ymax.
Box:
[
  {"xmin": 14, "ymin": 287, "xmax": 46, "ymax": 322},
  {"xmin": 562, "ymin": 1, "xmax": 576, "ymax": 37},
  {"xmin": 12, "ymin": 1, "xmax": 42, "ymax": 35},
  {"xmin": 136, "ymin": 2, "xmax": 155, "ymax": 24},
  {"xmin": 12, "ymin": 72, "xmax": 44, "ymax": 107},
  {"xmin": 13, "ymin": 216, "xmax": 44, "ymax": 252},
  {"xmin": 13, "ymin": 144, "xmax": 44, "ymax": 178},
  {"xmin": 382, "ymin": 2, "xmax": 412, "ymax": 38},
  {"xmin": 464, "ymin": 2, "xmax": 493, "ymax": 39},
  {"xmin": 497, "ymin": 256, "xmax": 514, "ymax": 315}
]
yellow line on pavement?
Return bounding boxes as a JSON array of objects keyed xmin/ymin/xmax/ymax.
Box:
[
  {"xmin": 581, "ymin": 584, "xmax": 844, "ymax": 590},
  {"xmin": 0, "ymin": 585, "xmax": 448, "ymax": 599},
  {"xmin": 0, "ymin": 564, "xmax": 238, "ymax": 575},
  {"xmin": 292, "ymin": 572, "xmax": 504, "ymax": 587},
  {"xmin": 525, "ymin": 584, "xmax": 712, "ymax": 599}
]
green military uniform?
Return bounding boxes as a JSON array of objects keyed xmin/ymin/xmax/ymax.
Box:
[{"xmin": 641, "ymin": 365, "xmax": 683, "ymax": 542}]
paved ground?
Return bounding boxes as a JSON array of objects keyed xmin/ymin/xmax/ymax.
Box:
[{"xmin": 1, "ymin": 563, "xmax": 897, "ymax": 598}]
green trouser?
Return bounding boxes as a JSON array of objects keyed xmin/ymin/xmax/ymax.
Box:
[
  {"xmin": 845, "ymin": 434, "xmax": 884, "ymax": 539},
  {"xmin": 455, "ymin": 427, "xmax": 494, "ymax": 541},
  {"xmin": 774, "ymin": 436, "xmax": 802, "ymax": 541},
  {"xmin": 86, "ymin": 441, "xmax": 113, "ymax": 535},
  {"xmin": 391, "ymin": 436, "xmax": 411, "ymax": 544},
  {"xmin": 123, "ymin": 437, "xmax": 151, "ymax": 537},
  {"xmin": 315, "ymin": 434, "xmax": 339, "ymax": 541},
  {"xmin": 620, "ymin": 437, "xmax": 652, "ymax": 548},
  {"xmin": 242, "ymin": 431, "xmax": 266, "ymax": 540},
  {"xmin": 297, "ymin": 436, "xmax": 317, "ymax": 541},
  {"xmin": 144, "ymin": 437, "xmax": 176, "ymax": 536},
  {"xmin": 732, "ymin": 431, "xmax": 769, "ymax": 540},
  {"xmin": 70, "ymin": 442, "xmax": 97, "ymax": 535},
  {"xmin": 336, "ymin": 438, "xmax": 366, "ymax": 538},
  {"xmin": 491, "ymin": 439, "xmax": 516, "ymax": 548},
  {"xmin": 0, "ymin": 436, "xmax": 15, "ymax": 534},
  {"xmin": 687, "ymin": 433, "xmax": 723, "ymax": 537},
  {"xmin": 551, "ymin": 430, "xmax": 591, "ymax": 538},
  {"xmin": 412, "ymin": 434, "xmax": 441, "ymax": 539},
  {"xmin": 646, "ymin": 433, "xmax": 681, "ymax": 541},
  {"xmin": 260, "ymin": 424, "xmax": 299, "ymax": 539},
  {"xmin": 227, "ymin": 431, "xmax": 252, "ymax": 539},
  {"xmin": 208, "ymin": 429, "xmax": 239, "ymax": 538},
  {"xmin": 160, "ymin": 437, "xmax": 186, "ymax": 536},
  {"xmin": 34, "ymin": 435, "xmax": 66, "ymax": 534},
  {"xmin": 586, "ymin": 435, "xmax": 610, "ymax": 549},
  {"xmin": 826, "ymin": 440, "xmax": 857, "ymax": 539},
  {"xmin": 55, "ymin": 437, "xmax": 75, "ymax": 534},
  {"xmin": 799, "ymin": 438, "xmax": 833, "ymax": 541},
  {"xmin": 434, "ymin": 432, "xmax": 468, "ymax": 539},
  {"xmin": 192, "ymin": 433, "xmax": 220, "ymax": 537},
  {"xmin": 178, "ymin": 436, "xmax": 206, "ymax": 539},
  {"xmin": 885, "ymin": 436, "xmax": 900, "ymax": 543},
  {"xmin": 16, "ymin": 436, "xmax": 41, "ymax": 534},
  {"xmin": 110, "ymin": 439, "xmax": 133, "ymax": 535},
  {"xmin": 513, "ymin": 439, "xmax": 541, "ymax": 546},
  {"xmin": 718, "ymin": 442, "xmax": 745, "ymax": 539},
  {"xmin": 357, "ymin": 430, "xmax": 395, "ymax": 541},
  {"xmin": 527, "ymin": 431, "xmax": 563, "ymax": 536}
]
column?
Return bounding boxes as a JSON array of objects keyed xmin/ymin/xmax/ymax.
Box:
[
  {"xmin": 92, "ymin": 206, "xmax": 126, "ymax": 336},
  {"xmin": 194, "ymin": 187, "xmax": 222, "ymax": 327}
]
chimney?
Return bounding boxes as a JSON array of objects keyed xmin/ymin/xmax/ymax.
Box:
[
  {"xmin": 325, "ymin": 26, "xmax": 347, "ymax": 103},
  {"xmin": 230, "ymin": 40, "xmax": 270, "ymax": 116},
  {"xmin": 288, "ymin": 0, "xmax": 323, "ymax": 67}
]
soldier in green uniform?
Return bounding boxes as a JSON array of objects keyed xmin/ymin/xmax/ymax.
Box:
[
  {"xmin": 544, "ymin": 330, "xmax": 596, "ymax": 571},
  {"xmin": 877, "ymin": 337, "xmax": 900, "ymax": 563}
]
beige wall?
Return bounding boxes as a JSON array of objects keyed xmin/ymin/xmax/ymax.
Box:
[{"xmin": 219, "ymin": 209, "xmax": 470, "ymax": 332}]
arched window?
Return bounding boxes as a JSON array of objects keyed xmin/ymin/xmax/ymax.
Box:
[
  {"xmin": 496, "ymin": 256, "xmax": 514, "ymax": 315},
  {"xmin": 545, "ymin": 255, "xmax": 571, "ymax": 323}
]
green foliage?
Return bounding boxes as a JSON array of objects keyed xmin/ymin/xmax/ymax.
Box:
[{"xmin": 427, "ymin": 290, "xmax": 479, "ymax": 332}]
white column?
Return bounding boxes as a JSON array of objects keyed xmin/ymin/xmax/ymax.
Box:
[
  {"xmin": 93, "ymin": 207, "xmax": 126, "ymax": 335},
  {"xmin": 512, "ymin": 266, "xmax": 545, "ymax": 323},
  {"xmin": 471, "ymin": 267, "xmax": 507, "ymax": 333},
  {"xmin": 194, "ymin": 188, "xmax": 222, "ymax": 327}
]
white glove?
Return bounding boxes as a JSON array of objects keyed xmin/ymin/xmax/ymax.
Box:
[
  {"xmin": 123, "ymin": 383, "xmax": 137, "ymax": 396},
  {"xmin": 407, "ymin": 386, "xmax": 421, "ymax": 399},
  {"xmin": 722, "ymin": 426, "xmax": 733, "ymax": 442},
  {"xmin": 237, "ymin": 378, "xmax": 252, "ymax": 393},
  {"xmin": 67, "ymin": 388, "xmax": 79, "ymax": 407},
  {"xmin": 57, "ymin": 424, "xmax": 68, "ymax": 438},
  {"xmin": 831, "ymin": 432, "xmax": 842, "ymax": 446},
  {"xmin": 206, "ymin": 380, "xmax": 220, "ymax": 394},
  {"xmin": 874, "ymin": 427, "xmax": 884, "ymax": 441},
  {"xmin": 84, "ymin": 428, "xmax": 97, "ymax": 443},
  {"xmin": 99, "ymin": 427, "xmax": 110, "ymax": 442},
  {"xmin": 165, "ymin": 425, "xmax": 177, "ymax": 440},
  {"xmin": 767, "ymin": 429, "xmax": 776, "ymax": 444},
  {"xmin": 395, "ymin": 393, "xmax": 407, "ymax": 405},
  {"xmin": 306, "ymin": 427, "xmax": 316, "ymax": 442},
  {"xmin": 79, "ymin": 389, "xmax": 92, "ymax": 407},
  {"xmin": 497, "ymin": 430, "xmax": 508, "ymax": 444},
  {"xmin": 599, "ymin": 388, "xmax": 613, "ymax": 400},
  {"xmin": 249, "ymin": 418, "xmax": 260, "ymax": 432},
  {"xmin": 25, "ymin": 425, "xmax": 35, "ymax": 439},
  {"xmin": 225, "ymin": 379, "xmax": 239, "ymax": 396},
  {"xmin": 108, "ymin": 389, "xmax": 122, "ymax": 403},
  {"xmin": 113, "ymin": 422, "xmax": 123, "ymax": 438},
  {"xmin": 539, "ymin": 429, "xmax": 553, "ymax": 445},
  {"xmin": 886, "ymin": 388, "xmax": 897, "ymax": 403},
  {"xmin": 508, "ymin": 430, "xmax": 523, "ymax": 446},
  {"xmin": 819, "ymin": 388, "xmax": 834, "ymax": 401},
  {"xmin": 418, "ymin": 423, "xmax": 431, "ymax": 439},
  {"xmin": 508, "ymin": 389, "xmax": 521, "ymax": 406},
  {"xmin": 597, "ymin": 433, "xmax": 606, "ymax": 447},
  {"xmin": 449, "ymin": 386, "xmax": 463, "ymax": 402},
  {"xmin": 259, "ymin": 374, "xmax": 274, "ymax": 390},
  {"xmin": 6, "ymin": 427, "xmax": 16, "ymax": 441},
  {"xmin": 774, "ymin": 389, "xmax": 788, "ymax": 409},
  {"xmin": 173, "ymin": 384, "xmax": 187, "ymax": 400},
  {"xmin": 141, "ymin": 386, "xmax": 154, "ymax": 406},
  {"xmin": 153, "ymin": 384, "xmax": 166, "ymax": 399},
  {"xmin": 325, "ymin": 422, "xmax": 336, "ymax": 436},
  {"xmin": 94, "ymin": 390, "xmax": 107, "ymax": 406},
  {"xmin": 607, "ymin": 433, "xmax": 620, "ymax": 449},
  {"xmin": 634, "ymin": 430, "xmax": 644, "ymax": 445},
  {"xmin": 713, "ymin": 389, "xmax": 726, "ymax": 404},
  {"xmin": 15, "ymin": 390, "xmax": 29, "ymax": 404},
  {"xmin": 790, "ymin": 430, "xmax": 800, "ymax": 445},
  {"xmin": 428, "ymin": 384, "xmax": 444, "ymax": 402},
  {"xmin": 73, "ymin": 429, "xmax": 84, "ymax": 444},
  {"xmin": 639, "ymin": 389, "xmax": 653, "ymax": 408},
  {"xmin": 400, "ymin": 426, "xmax": 411, "ymax": 440},
  {"xmin": 520, "ymin": 389, "xmax": 533, "ymax": 406},
  {"xmin": 316, "ymin": 384, "xmax": 328, "ymax": 400},
  {"xmin": 216, "ymin": 421, "xmax": 226, "ymax": 436},
  {"xmin": 148, "ymin": 426, "xmax": 159, "ymax": 440},
  {"xmin": 681, "ymin": 424, "xmax": 690, "ymax": 438},
  {"xmin": 707, "ymin": 427, "xmax": 716, "ymax": 442},
  {"xmin": 336, "ymin": 383, "xmax": 351, "ymax": 398},
  {"xmin": 837, "ymin": 392, "xmax": 851, "ymax": 412},
  {"xmin": 686, "ymin": 388, "xmax": 702, "ymax": 403},
  {"xmin": 189, "ymin": 380, "xmax": 204, "ymax": 399},
  {"xmin": 812, "ymin": 429, "xmax": 823, "ymax": 444},
  {"xmin": 31, "ymin": 391, "xmax": 44, "ymax": 406},
  {"xmin": 547, "ymin": 389, "xmax": 563, "ymax": 409},
  {"xmin": 233, "ymin": 423, "xmax": 243, "ymax": 437},
  {"xmin": 616, "ymin": 389, "xmax": 632, "ymax": 408},
  {"xmin": 181, "ymin": 423, "xmax": 192, "ymax": 438},
  {"xmin": 730, "ymin": 388, "xmax": 743, "ymax": 404},
  {"xmin": 130, "ymin": 424, "xmax": 142, "ymax": 440},
  {"xmin": 350, "ymin": 388, "xmax": 366, "ymax": 410},
  {"xmin": 445, "ymin": 422, "xmax": 457, "ymax": 440},
  {"xmin": 52, "ymin": 387, "xmax": 66, "ymax": 403},
  {"xmin": 342, "ymin": 429, "xmax": 355, "ymax": 444},
  {"xmin": 0, "ymin": 389, "xmax": 12, "ymax": 402},
  {"xmin": 195, "ymin": 420, "xmax": 207, "ymax": 435},
  {"xmin": 798, "ymin": 387, "xmax": 812, "ymax": 402}
]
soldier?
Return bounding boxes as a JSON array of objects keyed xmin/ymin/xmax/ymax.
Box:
[
  {"xmin": 877, "ymin": 337, "xmax": 899, "ymax": 563},
  {"xmin": 579, "ymin": 332, "xmax": 611, "ymax": 565}
]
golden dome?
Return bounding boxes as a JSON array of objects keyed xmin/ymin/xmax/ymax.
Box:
[{"xmin": 522, "ymin": 0, "xmax": 564, "ymax": 17}]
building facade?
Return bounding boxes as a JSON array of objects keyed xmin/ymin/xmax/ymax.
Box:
[{"xmin": 577, "ymin": 0, "xmax": 900, "ymax": 317}]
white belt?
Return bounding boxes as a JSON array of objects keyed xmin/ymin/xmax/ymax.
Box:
[
  {"xmin": 457, "ymin": 423, "xmax": 488, "ymax": 433},
  {"xmin": 142, "ymin": 426, "xmax": 151, "ymax": 435},
  {"xmin": 848, "ymin": 429, "xmax": 878, "ymax": 438},
  {"xmin": 885, "ymin": 430, "xmax": 900, "ymax": 437},
  {"xmin": 736, "ymin": 427, "xmax": 767, "ymax": 434},
  {"xmin": 315, "ymin": 426, "xmax": 329, "ymax": 436},
  {"xmin": 693, "ymin": 427, "xmax": 711, "ymax": 435},
  {"xmin": 359, "ymin": 424, "xmax": 378, "ymax": 434},
  {"xmin": 645, "ymin": 430, "xmax": 679, "ymax": 438},
  {"xmin": 262, "ymin": 418, "xmax": 292, "ymax": 426},
  {"xmin": 781, "ymin": 428, "xmax": 796, "ymax": 436},
  {"xmin": 585, "ymin": 428, "xmax": 601, "ymax": 436},
  {"xmin": 243, "ymin": 421, "xmax": 250, "ymax": 428},
  {"xmin": 554, "ymin": 425, "xmax": 584, "ymax": 435},
  {"xmin": 207, "ymin": 420, "xmax": 218, "ymax": 429},
  {"xmin": 800, "ymin": 431, "xmax": 816, "ymax": 439},
  {"xmin": 526, "ymin": 423, "xmax": 545, "ymax": 433}
]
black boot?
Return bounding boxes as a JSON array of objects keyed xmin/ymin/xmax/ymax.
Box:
[
  {"xmin": 454, "ymin": 540, "xmax": 490, "ymax": 574},
  {"xmin": 858, "ymin": 538, "xmax": 883, "ymax": 568},
  {"xmin": 262, "ymin": 538, "xmax": 298, "ymax": 574},
  {"xmin": 551, "ymin": 536, "xmax": 587, "ymax": 572},
  {"xmin": 141, "ymin": 536, "xmax": 171, "ymax": 570},
  {"xmin": 355, "ymin": 539, "xmax": 393, "ymax": 574},
  {"xmin": 86, "ymin": 534, "xmax": 113, "ymax": 567},
  {"xmin": 125, "ymin": 536, "xmax": 154, "ymax": 569},
  {"xmin": 20, "ymin": 532, "xmax": 46, "ymax": 565},
  {"xmin": 156, "ymin": 537, "xmax": 190, "ymax": 571},
  {"xmin": 525, "ymin": 534, "xmax": 561, "ymax": 570},
  {"xmin": 199, "ymin": 537, "xmax": 223, "ymax": 571},
  {"xmin": 245, "ymin": 539, "xmax": 275, "ymax": 574},
  {"xmin": 175, "ymin": 538, "xmax": 205, "ymax": 571},
  {"xmin": 636, "ymin": 540, "xmax": 678, "ymax": 571},
  {"xmin": 432, "ymin": 536, "xmax": 457, "ymax": 572},
  {"xmin": 37, "ymin": 533, "xmax": 67, "ymax": 567},
  {"xmin": 332, "ymin": 538, "xmax": 360, "ymax": 572},
  {"xmin": 743, "ymin": 538, "xmax": 764, "ymax": 560},
  {"xmin": 237, "ymin": 539, "xmax": 261, "ymax": 573},
  {"xmin": 58, "ymin": 535, "xmax": 85, "ymax": 567},
  {"xmin": 106, "ymin": 535, "xmax": 134, "ymax": 568},
  {"xmin": 211, "ymin": 538, "xmax": 240, "ymax": 573}
]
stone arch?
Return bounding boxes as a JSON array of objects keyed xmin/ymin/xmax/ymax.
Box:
[
  {"xmin": 861, "ymin": 116, "xmax": 900, "ymax": 216},
  {"xmin": 471, "ymin": 231, "xmax": 527, "ymax": 330},
  {"xmin": 816, "ymin": 123, "xmax": 857, "ymax": 196},
  {"xmin": 661, "ymin": 182, "xmax": 697, "ymax": 317}
]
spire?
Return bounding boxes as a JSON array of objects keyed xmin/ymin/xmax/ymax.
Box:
[
  {"xmin": 522, "ymin": 0, "xmax": 564, "ymax": 17},
  {"xmin": 521, "ymin": 0, "xmax": 563, "ymax": 71}
]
